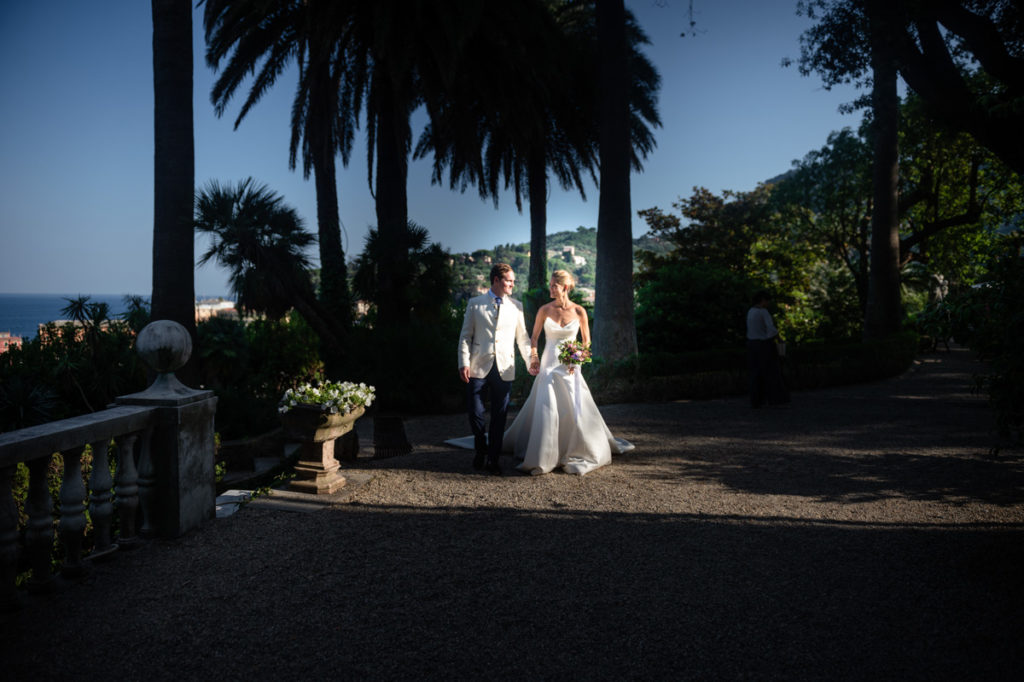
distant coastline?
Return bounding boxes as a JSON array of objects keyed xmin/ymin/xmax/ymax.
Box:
[{"xmin": 0, "ymin": 293, "xmax": 231, "ymax": 342}]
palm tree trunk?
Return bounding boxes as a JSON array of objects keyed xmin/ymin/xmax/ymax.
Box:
[
  {"xmin": 527, "ymin": 151, "xmax": 548, "ymax": 292},
  {"xmin": 309, "ymin": 66, "xmax": 350, "ymax": 331},
  {"xmin": 374, "ymin": 71, "xmax": 411, "ymax": 329},
  {"xmin": 864, "ymin": 3, "xmax": 902, "ymax": 340},
  {"xmin": 151, "ymin": 0, "xmax": 197, "ymax": 385},
  {"xmin": 594, "ymin": 0, "xmax": 637, "ymax": 361}
]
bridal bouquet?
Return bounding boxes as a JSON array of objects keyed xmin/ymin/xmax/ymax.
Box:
[
  {"xmin": 279, "ymin": 379, "xmax": 376, "ymax": 415},
  {"xmin": 557, "ymin": 339, "xmax": 592, "ymax": 375}
]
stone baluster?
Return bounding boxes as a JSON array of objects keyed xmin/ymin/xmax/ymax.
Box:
[
  {"xmin": 136, "ymin": 428, "xmax": 157, "ymax": 537},
  {"xmin": 0, "ymin": 465, "xmax": 18, "ymax": 611},
  {"xmin": 88, "ymin": 438, "xmax": 115, "ymax": 559},
  {"xmin": 58, "ymin": 446, "xmax": 88, "ymax": 578},
  {"xmin": 115, "ymin": 432, "xmax": 140, "ymax": 548},
  {"xmin": 24, "ymin": 456, "xmax": 55, "ymax": 593}
]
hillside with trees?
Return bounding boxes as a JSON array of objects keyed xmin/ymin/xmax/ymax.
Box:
[{"xmin": 447, "ymin": 226, "xmax": 672, "ymax": 302}]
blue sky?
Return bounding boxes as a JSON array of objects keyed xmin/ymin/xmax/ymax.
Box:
[{"xmin": 0, "ymin": 0, "xmax": 865, "ymax": 296}]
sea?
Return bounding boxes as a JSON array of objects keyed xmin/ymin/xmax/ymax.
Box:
[{"xmin": 0, "ymin": 293, "xmax": 228, "ymax": 342}]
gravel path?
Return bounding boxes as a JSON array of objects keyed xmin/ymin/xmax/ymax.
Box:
[{"xmin": 4, "ymin": 347, "xmax": 1023, "ymax": 680}]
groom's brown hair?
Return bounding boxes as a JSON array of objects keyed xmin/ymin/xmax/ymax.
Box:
[{"xmin": 490, "ymin": 262, "xmax": 513, "ymax": 285}]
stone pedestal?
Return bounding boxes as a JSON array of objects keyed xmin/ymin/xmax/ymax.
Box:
[
  {"xmin": 280, "ymin": 406, "xmax": 364, "ymax": 495},
  {"xmin": 290, "ymin": 439, "xmax": 347, "ymax": 495}
]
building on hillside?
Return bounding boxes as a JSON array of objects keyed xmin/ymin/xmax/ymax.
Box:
[
  {"xmin": 195, "ymin": 299, "xmax": 238, "ymax": 322},
  {"xmin": 0, "ymin": 332, "xmax": 22, "ymax": 354},
  {"xmin": 561, "ymin": 245, "xmax": 586, "ymax": 266},
  {"xmin": 37, "ymin": 319, "xmax": 117, "ymax": 343}
]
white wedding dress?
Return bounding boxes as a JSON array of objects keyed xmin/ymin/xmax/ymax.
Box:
[{"xmin": 448, "ymin": 317, "xmax": 633, "ymax": 475}]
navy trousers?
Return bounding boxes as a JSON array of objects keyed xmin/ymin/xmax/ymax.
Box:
[
  {"xmin": 466, "ymin": 363, "xmax": 512, "ymax": 461},
  {"xmin": 747, "ymin": 339, "xmax": 789, "ymax": 407}
]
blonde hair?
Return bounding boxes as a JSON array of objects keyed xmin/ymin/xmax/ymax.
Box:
[{"xmin": 551, "ymin": 269, "xmax": 575, "ymax": 292}]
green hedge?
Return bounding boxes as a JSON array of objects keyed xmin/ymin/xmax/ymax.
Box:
[
  {"xmin": 783, "ymin": 330, "xmax": 920, "ymax": 390},
  {"xmin": 587, "ymin": 331, "xmax": 919, "ymax": 404}
]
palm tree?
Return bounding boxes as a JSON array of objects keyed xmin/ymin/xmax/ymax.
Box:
[
  {"xmin": 152, "ymin": 0, "xmax": 197, "ymax": 384},
  {"xmin": 203, "ymin": 0, "xmax": 353, "ymax": 329},
  {"xmin": 594, "ymin": 0, "xmax": 637, "ymax": 361},
  {"xmin": 59, "ymin": 295, "xmax": 94, "ymax": 326},
  {"xmin": 351, "ymin": 220, "xmax": 453, "ymax": 326},
  {"xmin": 120, "ymin": 295, "xmax": 152, "ymax": 333},
  {"xmin": 416, "ymin": 0, "xmax": 590, "ymax": 293},
  {"xmin": 338, "ymin": 0, "xmax": 483, "ymax": 328},
  {"xmin": 205, "ymin": 0, "xmax": 479, "ymax": 331},
  {"xmin": 194, "ymin": 178, "xmax": 346, "ymax": 348},
  {"xmin": 362, "ymin": 10, "xmax": 418, "ymax": 330},
  {"xmin": 208, "ymin": 1, "xmax": 604, "ymax": 332},
  {"xmin": 417, "ymin": 0, "xmax": 660, "ymax": 300}
]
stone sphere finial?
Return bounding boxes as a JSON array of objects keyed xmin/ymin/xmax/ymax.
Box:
[{"xmin": 136, "ymin": 320, "xmax": 192, "ymax": 374}]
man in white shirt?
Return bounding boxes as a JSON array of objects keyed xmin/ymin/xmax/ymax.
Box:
[{"xmin": 746, "ymin": 291, "xmax": 789, "ymax": 408}]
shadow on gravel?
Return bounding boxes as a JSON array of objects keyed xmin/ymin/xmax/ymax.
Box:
[
  {"xmin": 605, "ymin": 351, "xmax": 1023, "ymax": 506},
  {"xmin": 6, "ymin": 504, "xmax": 1023, "ymax": 680},
  {"xmin": 630, "ymin": 449, "xmax": 1024, "ymax": 506}
]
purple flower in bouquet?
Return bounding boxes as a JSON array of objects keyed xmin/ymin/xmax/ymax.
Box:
[{"xmin": 557, "ymin": 339, "xmax": 592, "ymax": 375}]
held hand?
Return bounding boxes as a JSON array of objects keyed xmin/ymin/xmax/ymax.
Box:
[
  {"xmin": 529, "ymin": 360, "xmax": 540, "ymax": 376},
  {"xmin": 459, "ymin": 366, "xmax": 471, "ymax": 384}
]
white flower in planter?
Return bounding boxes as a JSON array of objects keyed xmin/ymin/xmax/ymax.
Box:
[{"xmin": 279, "ymin": 380, "xmax": 376, "ymax": 415}]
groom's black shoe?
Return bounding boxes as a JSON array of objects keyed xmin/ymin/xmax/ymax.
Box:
[
  {"xmin": 473, "ymin": 452, "xmax": 485, "ymax": 471},
  {"xmin": 485, "ymin": 458, "xmax": 504, "ymax": 476}
]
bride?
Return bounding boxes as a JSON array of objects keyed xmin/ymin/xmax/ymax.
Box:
[{"xmin": 503, "ymin": 270, "xmax": 634, "ymax": 475}]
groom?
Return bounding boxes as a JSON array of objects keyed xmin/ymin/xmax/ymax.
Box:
[{"xmin": 458, "ymin": 263, "xmax": 537, "ymax": 475}]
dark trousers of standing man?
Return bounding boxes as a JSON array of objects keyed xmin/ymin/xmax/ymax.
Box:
[
  {"xmin": 467, "ymin": 362, "xmax": 512, "ymax": 464},
  {"xmin": 747, "ymin": 339, "xmax": 789, "ymax": 408}
]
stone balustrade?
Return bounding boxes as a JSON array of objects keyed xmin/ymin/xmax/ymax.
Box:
[{"xmin": 0, "ymin": 320, "xmax": 218, "ymax": 610}]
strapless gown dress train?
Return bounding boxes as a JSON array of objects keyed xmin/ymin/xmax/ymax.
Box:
[{"xmin": 447, "ymin": 317, "xmax": 633, "ymax": 475}]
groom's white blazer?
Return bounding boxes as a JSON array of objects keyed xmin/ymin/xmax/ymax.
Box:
[{"xmin": 458, "ymin": 293, "xmax": 532, "ymax": 381}]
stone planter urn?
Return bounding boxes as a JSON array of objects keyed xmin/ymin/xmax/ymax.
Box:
[{"xmin": 280, "ymin": 405, "xmax": 365, "ymax": 494}]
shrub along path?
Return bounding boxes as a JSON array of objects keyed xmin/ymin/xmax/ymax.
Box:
[{"xmin": 4, "ymin": 347, "xmax": 1023, "ymax": 679}]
